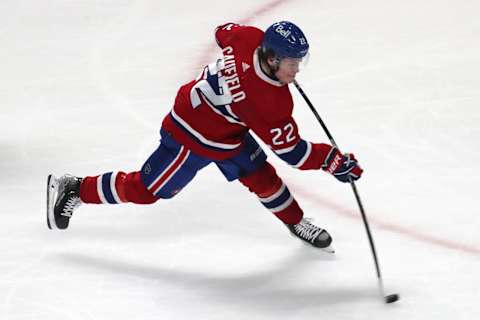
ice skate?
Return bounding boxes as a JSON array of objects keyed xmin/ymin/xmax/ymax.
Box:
[
  {"xmin": 46, "ymin": 174, "xmax": 82, "ymax": 230},
  {"xmin": 286, "ymin": 218, "xmax": 335, "ymax": 253}
]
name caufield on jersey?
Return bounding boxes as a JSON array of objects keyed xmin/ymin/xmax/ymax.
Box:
[{"xmin": 222, "ymin": 46, "xmax": 246, "ymax": 103}]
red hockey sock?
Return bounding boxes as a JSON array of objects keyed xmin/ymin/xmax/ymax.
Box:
[
  {"xmin": 80, "ymin": 171, "xmax": 158, "ymax": 204},
  {"xmin": 239, "ymin": 162, "xmax": 303, "ymax": 225}
]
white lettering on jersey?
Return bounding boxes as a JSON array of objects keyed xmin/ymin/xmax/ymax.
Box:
[
  {"xmin": 189, "ymin": 47, "xmax": 246, "ymax": 108},
  {"xmin": 270, "ymin": 122, "xmax": 297, "ymax": 146},
  {"xmin": 190, "ymin": 60, "xmax": 232, "ymax": 108},
  {"xmin": 221, "ymin": 46, "xmax": 246, "ymax": 103}
]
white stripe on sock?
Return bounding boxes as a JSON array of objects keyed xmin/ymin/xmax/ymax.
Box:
[
  {"xmin": 258, "ymin": 183, "xmax": 286, "ymax": 203},
  {"xmin": 269, "ymin": 195, "xmax": 294, "ymax": 213},
  {"xmin": 97, "ymin": 175, "xmax": 108, "ymax": 204},
  {"xmin": 110, "ymin": 172, "xmax": 123, "ymax": 203}
]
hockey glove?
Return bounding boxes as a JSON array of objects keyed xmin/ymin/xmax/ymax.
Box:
[{"xmin": 322, "ymin": 147, "xmax": 363, "ymax": 183}]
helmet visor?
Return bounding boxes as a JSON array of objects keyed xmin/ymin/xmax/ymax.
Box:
[{"xmin": 279, "ymin": 52, "xmax": 310, "ymax": 73}]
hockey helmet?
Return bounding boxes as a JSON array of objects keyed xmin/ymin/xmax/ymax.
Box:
[{"xmin": 261, "ymin": 21, "xmax": 309, "ymax": 59}]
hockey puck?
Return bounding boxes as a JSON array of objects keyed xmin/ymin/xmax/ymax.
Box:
[{"xmin": 385, "ymin": 294, "xmax": 399, "ymax": 304}]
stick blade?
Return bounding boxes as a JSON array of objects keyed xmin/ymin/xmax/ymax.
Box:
[{"xmin": 385, "ymin": 294, "xmax": 400, "ymax": 304}]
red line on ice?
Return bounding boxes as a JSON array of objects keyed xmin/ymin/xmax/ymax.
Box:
[
  {"xmin": 292, "ymin": 185, "xmax": 480, "ymax": 257},
  {"xmin": 195, "ymin": 0, "xmax": 293, "ymax": 68}
]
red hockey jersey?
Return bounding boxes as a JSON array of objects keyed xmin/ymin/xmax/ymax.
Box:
[{"xmin": 162, "ymin": 23, "xmax": 331, "ymax": 170}]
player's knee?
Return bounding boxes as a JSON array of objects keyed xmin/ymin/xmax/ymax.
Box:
[
  {"xmin": 123, "ymin": 171, "xmax": 159, "ymax": 204},
  {"xmin": 239, "ymin": 162, "xmax": 282, "ymax": 197},
  {"xmin": 155, "ymin": 188, "xmax": 182, "ymax": 199},
  {"xmin": 139, "ymin": 172, "xmax": 186, "ymax": 200}
]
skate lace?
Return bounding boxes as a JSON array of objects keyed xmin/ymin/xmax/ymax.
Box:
[
  {"xmin": 294, "ymin": 219, "xmax": 323, "ymax": 243},
  {"xmin": 61, "ymin": 196, "xmax": 81, "ymax": 217}
]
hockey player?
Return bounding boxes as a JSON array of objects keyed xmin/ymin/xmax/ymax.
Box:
[{"xmin": 46, "ymin": 21, "xmax": 363, "ymax": 253}]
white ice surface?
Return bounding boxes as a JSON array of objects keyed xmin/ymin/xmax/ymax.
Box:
[{"xmin": 1, "ymin": 0, "xmax": 479, "ymax": 319}]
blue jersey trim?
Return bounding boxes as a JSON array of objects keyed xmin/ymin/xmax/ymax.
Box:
[{"xmin": 276, "ymin": 139, "xmax": 308, "ymax": 166}]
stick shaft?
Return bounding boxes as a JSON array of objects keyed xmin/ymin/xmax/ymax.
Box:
[
  {"xmin": 293, "ymin": 81, "xmax": 338, "ymax": 147},
  {"xmin": 293, "ymin": 80, "xmax": 384, "ymax": 291}
]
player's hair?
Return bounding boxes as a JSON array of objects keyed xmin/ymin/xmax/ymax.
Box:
[
  {"xmin": 257, "ymin": 47, "xmax": 281, "ymax": 73},
  {"xmin": 258, "ymin": 45, "xmax": 279, "ymax": 61}
]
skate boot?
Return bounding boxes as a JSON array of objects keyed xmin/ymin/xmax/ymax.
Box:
[
  {"xmin": 46, "ymin": 174, "xmax": 82, "ymax": 230},
  {"xmin": 286, "ymin": 218, "xmax": 334, "ymax": 253}
]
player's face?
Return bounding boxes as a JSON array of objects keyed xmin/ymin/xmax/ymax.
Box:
[{"xmin": 275, "ymin": 57, "xmax": 302, "ymax": 84}]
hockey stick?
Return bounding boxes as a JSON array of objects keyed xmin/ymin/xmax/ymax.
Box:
[{"xmin": 293, "ymin": 80, "xmax": 399, "ymax": 304}]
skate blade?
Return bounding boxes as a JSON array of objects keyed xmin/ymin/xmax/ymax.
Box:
[
  {"xmin": 300, "ymin": 240, "xmax": 335, "ymax": 254},
  {"xmin": 290, "ymin": 233, "xmax": 336, "ymax": 254},
  {"xmin": 46, "ymin": 174, "xmax": 59, "ymax": 230},
  {"xmin": 320, "ymin": 244, "xmax": 335, "ymax": 254}
]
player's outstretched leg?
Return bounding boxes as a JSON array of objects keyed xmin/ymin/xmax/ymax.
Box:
[
  {"xmin": 286, "ymin": 218, "xmax": 334, "ymax": 253},
  {"xmin": 239, "ymin": 162, "xmax": 334, "ymax": 253},
  {"xmin": 47, "ymin": 174, "xmax": 82, "ymax": 230},
  {"xmin": 46, "ymin": 171, "xmax": 160, "ymax": 230}
]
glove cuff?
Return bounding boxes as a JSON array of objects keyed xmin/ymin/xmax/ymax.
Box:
[{"xmin": 321, "ymin": 147, "xmax": 343, "ymax": 174}]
